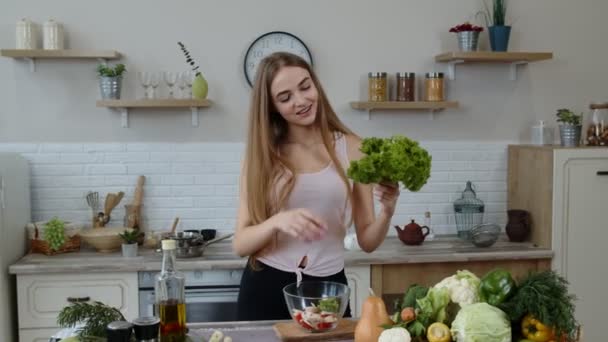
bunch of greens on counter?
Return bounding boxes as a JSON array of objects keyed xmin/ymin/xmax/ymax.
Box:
[
  {"xmin": 43, "ymin": 217, "xmax": 66, "ymax": 251},
  {"xmin": 499, "ymin": 270, "xmax": 578, "ymax": 340},
  {"xmin": 57, "ymin": 301, "xmax": 126, "ymax": 340},
  {"xmin": 347, "ymin": 135, "xmax": 432, "ymax": 191}
]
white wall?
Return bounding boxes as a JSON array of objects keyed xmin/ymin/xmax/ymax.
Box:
[
  {"xmin": 1, "ymin": 0, "xmax": 605, "ymax": 142},
  {"xmin": 0, "ymin": 0, "xmax": 604, "ymax": 234}
]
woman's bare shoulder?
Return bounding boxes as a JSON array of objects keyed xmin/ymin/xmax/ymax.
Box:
[{"xmin": 344, "ymin": 133, "xmax": 364, "ymax": 161}]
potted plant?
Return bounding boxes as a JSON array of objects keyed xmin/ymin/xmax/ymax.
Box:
[
  {"xmin": 450, "ymin": 22, "xmax": 484, "ymax": 52},
  {"xmin": 556, "ymin": 108, "xmax": 583, "ymax": 147},
  {"xmin": 118, "ymin": 228, "xmax": 142, "ymax": 257},
  {"xmin": 478, "ymin": 0, "xmax": 510, "ymax": 51},
  {"xmin": 178, "ymin": 41, "xmax": 207, "ymax": 99},
  {"xmin": 97, "ymin": 63, "xmax": 126, "ymax": 99}
]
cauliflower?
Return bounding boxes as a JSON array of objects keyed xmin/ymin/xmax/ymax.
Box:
[
  {"xmin": 378, "ymin": 327, "xmax": 411, "ymax": 342},
  {"xmin": 434, "ymin": 270, "xmax": 480, "ymax": 306}
]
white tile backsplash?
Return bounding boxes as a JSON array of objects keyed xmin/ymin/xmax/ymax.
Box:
[{"xmin": 0, "ymin": 141, "xmax": 511, "ymax": 236}]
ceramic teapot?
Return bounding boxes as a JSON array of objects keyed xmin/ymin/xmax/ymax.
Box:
[{"xmin": 394, "ymin": 219, "xmax": 430, "ymax": 245}]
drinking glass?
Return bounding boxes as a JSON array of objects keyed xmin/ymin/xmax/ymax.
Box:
[
  {"xmin": 149, "ymin": 72, "xmax": 160, "ymax": 99},
  {"xmin": 164, "ymin": 72, "xmax": 178, "ymax": 98},
  {"xmin": 138, "ymin": 71, "xmax": 151, "ymax": 99}
]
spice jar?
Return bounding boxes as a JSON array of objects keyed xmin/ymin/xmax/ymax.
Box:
[
  {"xmin": 396, "ymin": 72, "xmax": 415, "ymax": 102},
  {"xmin": 424, "ymin": 72, "xmax": 445, "ymax": 102},
  {"xmin": 368, "ymin": 72, "xmax": 388, "ymax": 102}
]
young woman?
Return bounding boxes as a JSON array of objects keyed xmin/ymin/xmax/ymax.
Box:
[{"xmin": 233, "ymin": 52, "xmax": 400, "ymax": 321}]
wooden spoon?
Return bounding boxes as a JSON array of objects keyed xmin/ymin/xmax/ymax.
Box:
[
  {"xmin": 170, "ymin": 217, "xmax": 180, "ymax": 234},
  {"xmin": 99, "ymin": 191, "xmax": 125, "ymax": 226}
]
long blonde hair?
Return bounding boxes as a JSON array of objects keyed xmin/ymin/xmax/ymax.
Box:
[{"xmin": 244, "ymin": 51, "xmax": 354, "ymax": 237}]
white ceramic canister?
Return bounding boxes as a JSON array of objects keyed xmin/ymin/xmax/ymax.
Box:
[
  {"xmin": 16, "ymin": 18, "xmax": 37, "ymax": 49},
  {"xmin": 531, "ymin": 120, "xmax": 554, "ymax": 145},
  {"xmin": 43, "ymin": 19, "xmax": 64, "ymax": 50}
]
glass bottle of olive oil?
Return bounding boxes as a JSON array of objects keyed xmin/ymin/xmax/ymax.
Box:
[{"xmin": 155, "ymin": 239, "xmax": 186, "ymax": 342}]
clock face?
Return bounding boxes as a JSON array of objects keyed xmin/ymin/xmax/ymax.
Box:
[{"xmin": 243, "ymin": 31, "xmax": 313, "ymax": 87}]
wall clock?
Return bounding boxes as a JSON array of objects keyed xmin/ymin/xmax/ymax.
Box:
[{"xmin": 243, "ymin": 31, "xmax": 313, "ymax": 87}]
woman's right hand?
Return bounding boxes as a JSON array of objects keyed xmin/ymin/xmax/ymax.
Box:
[{"xmin": 270, "ymin": 209, "xmax": 328, "ymax": 241}]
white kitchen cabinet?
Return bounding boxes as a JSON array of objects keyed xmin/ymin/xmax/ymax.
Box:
[
  {"xmin": 553, "ymin": 151, "xmax": 608, "ymax": 342},
  {"xmin": 508, "ymin": 146, "xmax": 608, "ymax": 341},
  {"xmin": 0, "ymin": 153, "xmax": 31, "ymax": 342},
  {"xmin": 19, "ymin": 328, "xmax": 62, "ymax": 342},
  {"xmin": 17, "ymin": 272, "xmax": 138, "ymax": 341},
  {"xmin": 345, "ymin": 265, "xmax": 370, "ymax": 318}
]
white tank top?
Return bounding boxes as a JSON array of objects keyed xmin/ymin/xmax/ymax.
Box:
[{"xmin": 257, "ymin": 133, "xmax": 352, "ymax": 284}]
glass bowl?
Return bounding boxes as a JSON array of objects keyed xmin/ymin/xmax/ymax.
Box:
[
  {"xmin": 283, "ymin": 281, "xmax": 350, "ymax": 333},
  {"xmin": 470, "ymin": 223, "xmax": 501, "ymax": 247}
]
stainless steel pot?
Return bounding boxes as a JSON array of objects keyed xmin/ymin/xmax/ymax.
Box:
[{"xmin": 169, "ymin": 232, "xmax": 233, "ymax": 258}]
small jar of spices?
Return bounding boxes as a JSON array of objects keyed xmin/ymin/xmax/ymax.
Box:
[
  {"xmin": 396, "ymin": 72, "xmax": 416, "ymax": 102},
  {"xmin": 424, "ymin": 72, "xmax": 445, "ymax": 102},
  {"xmin": 368, "ymin": 72, "xmax": 388, "ymax": 102}
]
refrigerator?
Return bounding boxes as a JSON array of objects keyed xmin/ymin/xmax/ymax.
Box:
[{"xmin": 0, "ymin": 153, "xmax": 31, "ymax": 342}]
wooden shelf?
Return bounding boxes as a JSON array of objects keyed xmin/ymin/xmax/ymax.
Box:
[
  {"xmin": 1, "ymin": 49, "xmax": 121, "ymax": 59},
  {"xmin": 96, "ymin": 99, "xmax": 211, "ymax": 108},
  {"xmin": 1, "ymin": 49, "xmax": 121, "ymax": 72},
  {"xmin": 590, "ymin": 103, "xmax": 608, "ymax": 110},
  {"xmin": 434, "ymin": 51, "xmax": 553, "ymax": 80},
  {"xmin": 96, "ymin": 99, "xmax": 212, "ymax": 128},
  {"xmin": 350, "ymin": 101, "xmax": 459, "ymax": 120}
]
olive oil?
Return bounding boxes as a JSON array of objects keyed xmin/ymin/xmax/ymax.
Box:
[
  {"xmin": 155, "ymin": 240, "xmax": 186, "ymax": 342},
  {"xmin": 156, "ymin": 300, "xmax": 186, "ymax": 341}
]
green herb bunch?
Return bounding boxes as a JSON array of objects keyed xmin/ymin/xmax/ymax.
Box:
[
  {"xmin": 556, "ymin": 108, "xmax": 583, "ymax": 126},
  {"xmin": 178, "ymin": 41, "xmax": 201, "ymax": 76},
  {"xmin": 347, "ymin": 135, "xmax": 432, "ymax": 192},
  {"xmin": 57, "ymin": 301, "xmax": 126, "ymax": 340},
  {"xmin": 43, "ymin": 217, "xmax": 66, "ymax": 251},
  {"xmin": 96, "ymin": 63, "xmax": 126, "ymax": 77},
  {"xmin": 499, "ymin": 270, "xmax": 578, "ymax": 340},
  {"xmin": 118, "ymin": 228, "xmax": 142, "ymax": 244},
  {"xmin": 478, "ymin": 0, "xmax": 508, "ymax": 26}
]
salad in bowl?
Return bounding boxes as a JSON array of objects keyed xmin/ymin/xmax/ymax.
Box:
[{"xmin": 283, "ymin": 281, "xmax": 350, "ymax": 333}]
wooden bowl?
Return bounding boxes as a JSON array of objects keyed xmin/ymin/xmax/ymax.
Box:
[{"xmin": 79, "ymin": 227, "xmax": 124, "ymax": 253}]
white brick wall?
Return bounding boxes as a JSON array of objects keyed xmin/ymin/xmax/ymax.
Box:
[{"xmin": 0, "ymin": 141, "xmax": 511, "ymax": 236}]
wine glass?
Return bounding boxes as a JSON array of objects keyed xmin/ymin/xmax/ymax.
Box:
[
  {"xmin": 149, "ymin": 72, "xmax": 160, "ymax": 99},
  {"xmin": 182, "ymin": 71, "xmax": 194, "ymax": 99},
  {"xmin": 138, "ymin": 71, "xmax": 151, "ymax": 99},
  {"xmin": 164, "ymin": 72, "xmax": 178, "ymax": 98},
  {"xmin": 177, "ymin": 72, "xmax": 187, "ymax": 99}
]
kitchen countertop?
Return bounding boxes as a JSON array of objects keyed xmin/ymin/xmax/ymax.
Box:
[
  {"xmin": 187, "ymin": 319, "xmax": 354, "ymax": 342},
  {"xmin": 9, "ymin": 235, "xmax": 553, "ymax": 275}
]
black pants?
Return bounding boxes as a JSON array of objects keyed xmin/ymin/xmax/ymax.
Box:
[{"xmin": 236, "ymin": 260, "xmax": 352, "ymax": 321}]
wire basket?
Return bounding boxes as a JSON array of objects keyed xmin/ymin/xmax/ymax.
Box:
[{"xmin": 453, "ymin": 181, "xmax": 484, "ymax": 240}]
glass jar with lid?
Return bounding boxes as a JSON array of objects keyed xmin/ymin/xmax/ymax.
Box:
[
  {"xmin": 453, "ymin": 181, "xmax": 484, "ymax": 241},
  {"xmin": 396, "ymin": 72, "xmax": 416, "ymax": 102},
  {"xmin": 424, "ymin": 72, "xmax": 445, "ymax": 102},
  {"xmin": 368, "ymin": 72, "xmax": 388, "ymax": 102}
]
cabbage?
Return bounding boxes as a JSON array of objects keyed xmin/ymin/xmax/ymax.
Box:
[{"xmin": 450, "ymin": 303, "xmax": 511, "ymax": 342}]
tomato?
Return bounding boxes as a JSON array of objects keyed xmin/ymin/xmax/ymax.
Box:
[{"xmin": 316, "ymin": 322, "xmax": 333, "ymax": 330}]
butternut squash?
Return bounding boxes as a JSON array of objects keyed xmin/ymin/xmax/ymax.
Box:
[{"xmin": 355, "ymin": 288, "xmax": 393, "ymax": 342}]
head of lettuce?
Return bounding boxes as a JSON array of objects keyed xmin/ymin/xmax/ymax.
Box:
[
  {"xmin": 347, "ymin": 135, "xmax": 432, "ymax": 191},
  {"xmin": 450, "ymin": 302, "xmax": 511, "ymax": 342}
]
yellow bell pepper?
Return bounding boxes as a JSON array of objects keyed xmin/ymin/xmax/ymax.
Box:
[
  {"xmin": 521, "ymin": 314, "xmax": 555, "ymax": 342},
  {"xmin": 427, "ymin": 322, "xmax": 451, "ymax": 342}
]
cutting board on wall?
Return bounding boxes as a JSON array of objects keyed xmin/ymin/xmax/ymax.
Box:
[{"xmin": 273, "ymin": 319, "xmax": 356, "ymax": 341}]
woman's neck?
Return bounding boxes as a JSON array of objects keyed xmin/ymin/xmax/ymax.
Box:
[{"xmin": 285, "ymin": 124, "xmax": 324, "ymax": 146}]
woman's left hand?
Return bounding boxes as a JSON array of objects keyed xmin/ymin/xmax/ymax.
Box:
[{"xmin": 373, "ymin": 182, "xmax": 400, "ymax": 217}]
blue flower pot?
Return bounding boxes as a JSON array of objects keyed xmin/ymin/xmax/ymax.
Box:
[{"xmin": 488, "ymin": 25, "xmax": 511, "ymax": 52}]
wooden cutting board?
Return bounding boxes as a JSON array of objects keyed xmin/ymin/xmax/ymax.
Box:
[{"xmin": 273, "ymin": 319, "xmax": 356, "ymax": 342}]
